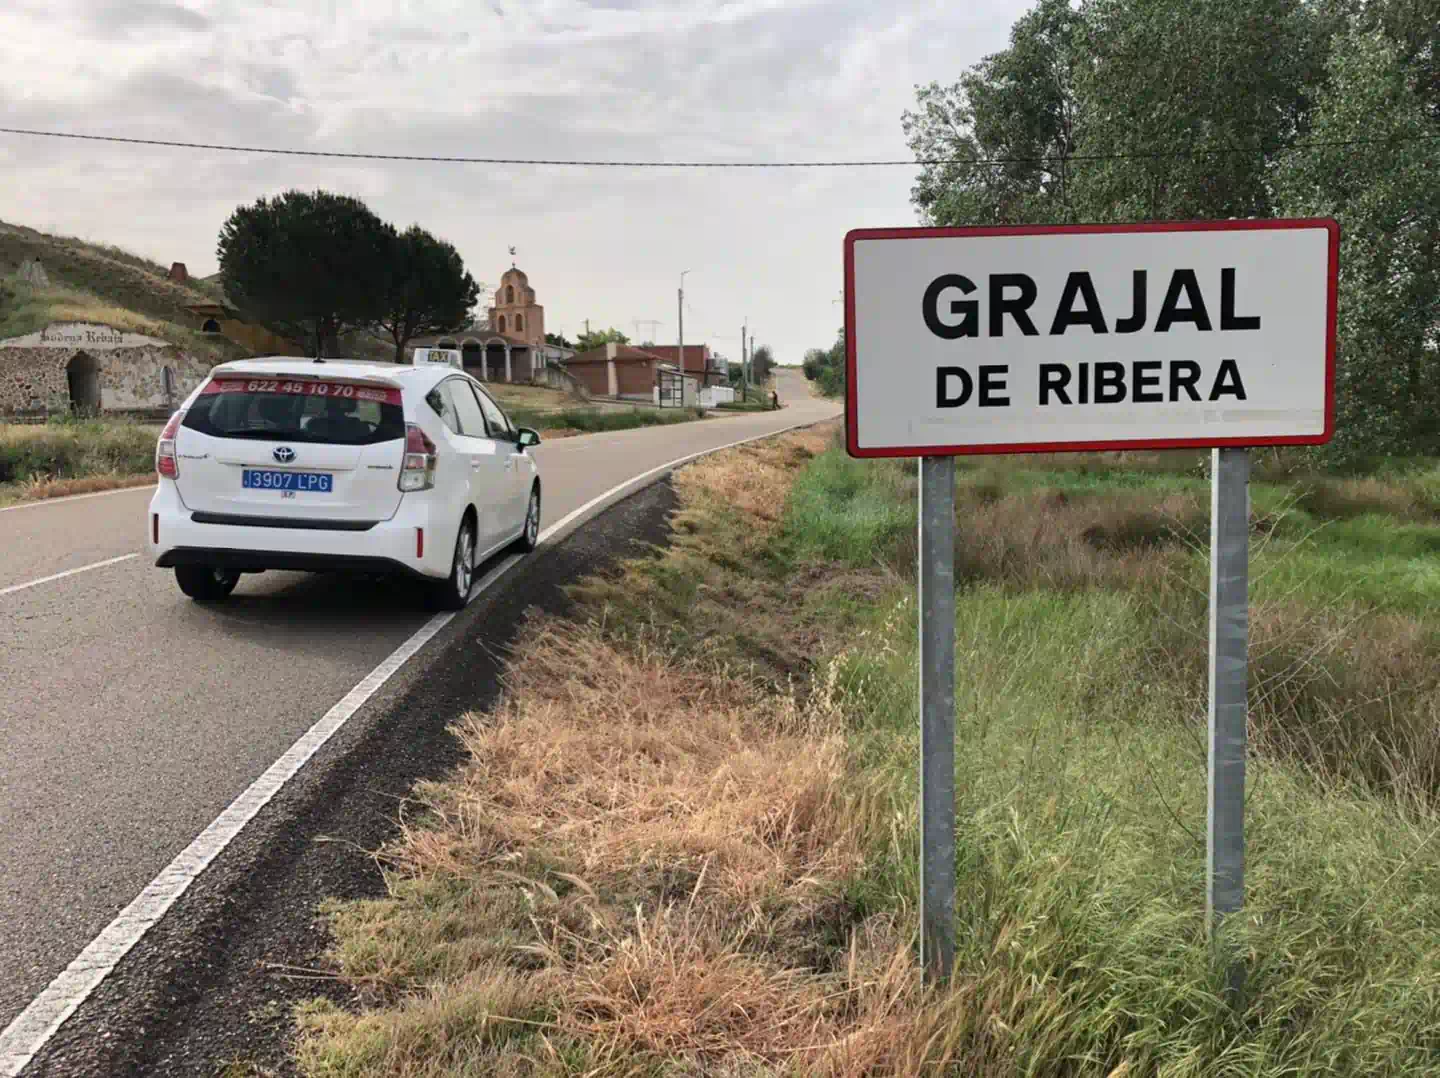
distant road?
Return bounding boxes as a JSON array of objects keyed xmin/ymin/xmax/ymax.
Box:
[{"xmin": 0, "ymin": 368, "xmax": 838, "ymax": 1042}]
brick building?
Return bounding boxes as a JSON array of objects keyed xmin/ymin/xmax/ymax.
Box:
[
  {"xmin": 642, "ymin": 344, "xmax": 727, "ymax": 387},
  {"xmin": 563, "ymin": 342, "xmax": 680, "ymax": 401}
]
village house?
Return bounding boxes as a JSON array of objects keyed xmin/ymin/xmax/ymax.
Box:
[
  {"xmin": 640, "ymin": 344, "xmax": 729, "ymax": 388},
  {"xmin": 0, "ymin": 322, "xmax": 211, "ymax": 416},
  {"xmin": 563, "ymin": 342, "xmax": 735, "ymax": 407},
  {"xmin": 564, "ymin": 342, "xmax": 677, "ymax": 401}
]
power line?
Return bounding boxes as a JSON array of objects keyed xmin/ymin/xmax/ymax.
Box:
[{"xmin": 1, "ymin": 126, "xmax": 1438, "ymax": 169}]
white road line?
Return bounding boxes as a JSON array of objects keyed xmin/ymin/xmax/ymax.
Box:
[
  {"xmin": 0, "ymin": 555, "xmax": 139, "ymax": 600},
  {"xmin": 0, "ymin": 417, "xmax": 828, "ymax": 1077},
  {"xmin": 0, "ymin": 484, "xmax": 156, "ymax": 514}
]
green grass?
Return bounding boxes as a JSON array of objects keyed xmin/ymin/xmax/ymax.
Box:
[
  {"xmin": 0, "ymin": 418, "xmax": 156, "ymax": 484},
  {"xmin": 773, "ymin": 438, "xmax": 1440, "ymax": 1074}
]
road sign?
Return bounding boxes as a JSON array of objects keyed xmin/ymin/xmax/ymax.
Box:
[
  {"xmin": 414, "ymin": 348, "xmax": 463, "ymax": 369},
  {"xmin": 843, "ymin": 219, "xmax": 1339, "ymax": 993},
  {"xmin": 844, "ymin": 220, "xmax": 1338, "ymax": 458}
]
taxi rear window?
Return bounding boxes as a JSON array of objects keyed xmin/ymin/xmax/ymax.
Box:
[{"xmin": 182, "ymin": 378, "xmax": 405, "ymax": 445}]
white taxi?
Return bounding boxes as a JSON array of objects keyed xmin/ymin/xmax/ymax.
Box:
[{"xmin": 146, "ymin": 356, "xmax": 542, "ymax": 609}]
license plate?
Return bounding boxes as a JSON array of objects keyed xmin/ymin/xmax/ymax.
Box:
[{"xmin": 242, "ymin": 468, "xmax": 333, "ymax": 493}]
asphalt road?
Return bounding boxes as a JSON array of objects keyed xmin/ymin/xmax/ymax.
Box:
[{"xmin": 0, "ymin": 370, "xmax": 838, "ymax": 1042}]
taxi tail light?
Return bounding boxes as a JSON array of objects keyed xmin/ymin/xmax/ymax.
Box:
[
  {"xmin": 156, "ymin": 410, "xmax": 186, "ymax": 479},
  {"xmin": 399, "ymin": 423, "xmax": 437, "ymax": 492}
]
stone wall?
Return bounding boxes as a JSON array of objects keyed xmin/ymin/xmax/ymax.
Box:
[{"xmin": 0, "ymin": 322, "xmax": 213, "ymax": 415}]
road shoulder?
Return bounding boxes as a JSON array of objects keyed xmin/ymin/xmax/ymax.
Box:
[{"xmin": 20, "ymin": 479, "xmax": 682, "ymax": 1078}]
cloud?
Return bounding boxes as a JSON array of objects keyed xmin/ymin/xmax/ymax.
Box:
[
  {"xmin": 0, "ymin": 0, "xmax": 1025, "ymax": 364},
  {"xmin": 87, "ymin": 2, "xmax": 212, "ymax": 34}
]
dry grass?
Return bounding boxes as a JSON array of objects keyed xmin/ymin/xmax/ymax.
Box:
[
  {"xmin": 948, "ymin": 486, "xmax": 1207, "ymax": 594},
  {"xmin": 565, "ymin": 427, "xmax": 841, "ymax": 687},
  {"xmin": 0, "ymin": 472, "xmax": 155, "ymax": 507},
  {"xmin": 675, "ymin": 429, "xmax": 832, "ymax": 533},
  {"xmin": 0, "ymin": 419, "xmax": 157, "ymax": 485},
  {"xmin": 1291, "ymin": 475, "xmax": 1440, "ymax": 521},
  {"xmin": 300, "ymin": 610, "xmax": 1092, "ymax": 1077},
  {"xmin": 296, "ymin": 425, "xmax": 1014, "ymax": 1076},
  {"xmin": 296, "ymin": 423, "xmax": 1440, "ymax": 1076},
  {"xmin": 297, "ymin": 615, "xmax": 977, "ymax": 1076},
  {"xmin": 485, "ymin": 385, "xmax": 587, "ymax": 411},
  {"xmin": 1147, "ymin": 594, "xmax": 1440, "ymax": 799}
]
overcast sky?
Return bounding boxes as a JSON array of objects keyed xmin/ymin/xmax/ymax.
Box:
[{"xmin": 0, "ymin": 0, "xmax": 1025, "ymax": 365}]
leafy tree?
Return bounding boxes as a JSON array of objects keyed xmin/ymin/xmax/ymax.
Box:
[
  {"xmin": 1274, "ymin": 24, "xmax": 1440, "ymax": 462},
  {"xmin": 217, "ymin": 190, "xmax": 394, "ymax": 359},
  {"xmin": 902, "ymin": 0, "xmax": 1440, "ymax": 462},
  {"xmin": 545, "ymin": 332, "xmax": 573, "ymax": 349},
  {"xmin": 1070, "ymin": 0, "xmax": 1325, "ymax": 222},
  {"xmin": 377, "ymin": 226, "xmax": 479, "ymax": 363},
  {"xmin": 903, "ymin": 0, "xmax": 1086, "ymax": 226},
  {"xmin": 749, "ymin": 344, "xmax": 776, "ymax": 383},
  {"xmin": 903, "ymin": 0, "xmax": 1326, "ymax": 225},
  {"xmin": 575, "ymin": 327, "xmax": 630, "ymax": 352},
  {"xmin": 801, "ymin": 331, "xmax": 846, "ymax": 398}
]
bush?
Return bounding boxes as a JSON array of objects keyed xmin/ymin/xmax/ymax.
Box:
[
  {"xmin": 507, "ymin": 406, "xmax": 701, "ymax": 435},
  {"xmin": 0, "ymin": 421, "xmax": 156, "ymax": 483}
]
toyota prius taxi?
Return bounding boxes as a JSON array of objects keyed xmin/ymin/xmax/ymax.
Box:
[{"xmin": 146, "ymin": 356, "xmax": 543, "ymax": 609}]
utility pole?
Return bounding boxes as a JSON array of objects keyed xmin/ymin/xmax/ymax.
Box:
[
  {"xmin": 747, "ymin": 327, "xmax": 756, "ymax": 400},
  {"xmin": 678, "ymin": 270, "xmax": 690, "ymax": 394},
  {"xmin": 741, "ymin": 320, "xmax": 748, "ymax": 402}
]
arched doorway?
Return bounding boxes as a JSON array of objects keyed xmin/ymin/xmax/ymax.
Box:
[
  {"xmin": 66, "ymin": 352, "xmax": 102, "ymax": 415},
  {"xmin": 461, "ymin": 339, "xmax": 482, "ymax": 374}
]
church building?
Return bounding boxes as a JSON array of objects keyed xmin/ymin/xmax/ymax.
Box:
[{"xmin": 408, "ymin": 258, "xmax": 573, "ymax": 384}]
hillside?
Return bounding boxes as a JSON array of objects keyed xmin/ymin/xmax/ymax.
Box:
[
  {"xmin": 0, "ymin": 219, "xmax": 250, "ymax": 361},
  {"xmin": 0, "ymin": 219, "xmax": 443, "ymax": 365}
]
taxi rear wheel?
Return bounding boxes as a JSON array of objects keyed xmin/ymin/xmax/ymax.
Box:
[
  {"xmin": 427, "ymin": 517, "xmax": 476, "ymax": 611},
  {"xmin": 175, "ymin": 565, "xmax": 240, "ymax": 602}
]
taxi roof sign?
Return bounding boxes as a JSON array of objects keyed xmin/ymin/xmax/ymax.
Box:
[{"xmin": 414, "ymin": 347, "xmax": 463, "ymax": 369}]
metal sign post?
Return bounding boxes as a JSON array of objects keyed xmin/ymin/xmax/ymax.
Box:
[
  {"xmin": 844, "ymin": 219, "xmax": 1337, "ymax": 992},
  {"xmin": 1208, "ymin": 446, "xmax": 1250, "ymax": 1000},
  {"xmin": 918, "ymin": 455, "xmax": 957, "ymax": 983}
]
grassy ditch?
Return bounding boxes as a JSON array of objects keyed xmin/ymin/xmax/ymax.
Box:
[
  {"xmin": 294, "ymin": 425, "xmax": 1440, "ymax": 1076},
  {"xmin": 508, "ymin": 406, "xmax": 709, "ymax": 439},
  {"xmin": 0, "ymin": 419, "xmax": 158, "ymax": 504}
]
